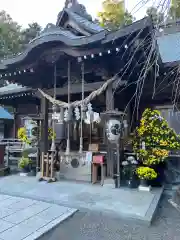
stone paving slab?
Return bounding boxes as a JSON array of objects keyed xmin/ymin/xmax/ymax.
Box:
[
  {"xmin": 0, "ymin": 175, "xmax": 163, "ymax": 225},
  {"xmin": 0, "ymin": 194, "xmax": 77, "ymax": 240}
]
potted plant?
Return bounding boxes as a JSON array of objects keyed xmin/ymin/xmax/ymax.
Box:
[
  {"xmin": 136, "ymin": 166, "xmax": 157, "ymax": 191},
  {"xmin": 18, "ymin": 157, "xmax": 32, "ymax": 173},
  {"xmin": 122, "ymin": 156, "xmax": 139, "ymax": 188},
  {"xmin": 133, "ymin": 108, "xmax": 180, "ymax": 186}
]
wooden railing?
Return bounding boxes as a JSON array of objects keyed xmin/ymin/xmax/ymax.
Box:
[{"xmin": 0, "ymin": 139, "xmax": 23, "ymax": 170}]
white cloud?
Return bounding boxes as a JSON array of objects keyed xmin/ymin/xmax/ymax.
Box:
[{"xmin": 0, "ymin": 0, "xmax": 151, "ymax": 28}]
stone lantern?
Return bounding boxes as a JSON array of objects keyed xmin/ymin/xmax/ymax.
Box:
[{"xmin": 101, "ymin": 110, "xmax": 126, "ymax": 188}]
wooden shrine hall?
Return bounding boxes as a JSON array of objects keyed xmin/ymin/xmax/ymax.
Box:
[{"xmin": 0, "ymin": 0, "xmax": 160, "ymax": 183}]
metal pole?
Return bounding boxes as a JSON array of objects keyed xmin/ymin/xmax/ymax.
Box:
[
  {"xmin": 51, "ymin": 64, "xmax": 57, "ymax": 151},
  {"xmin": 36, "ymin": 120, "xmax": 41, "ymax": 174},
  {"xmin": 79, "ymin": 62, "xmax": 84, "ymax": 153},
  {"xmin": 66, "ymin": 60, "xmax": 71, "ymax": 154},
  {"xmin": 116, "ymin": 142, "xmax": 120, "ymax": 188}
]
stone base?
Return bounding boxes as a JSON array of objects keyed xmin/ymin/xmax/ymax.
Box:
[
  {"xmin": 103, "ymin": 178, "xmax": 115, "ymax": 188},
  {"xmin": 138, "ymin": 185, "xmax": 151, "ymax": 192},
  {"xmin": 20, "ymin": 172, "xmax": 32, "ymax": 177}
]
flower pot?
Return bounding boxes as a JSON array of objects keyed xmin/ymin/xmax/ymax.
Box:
[
  {"xmin": 149, "ymin": 163, "xmax": 166, "ymax": 187},
  {"xmin": 139, "ymin": 179, "xmax": 151, "ymax": 191},
  {"xmin": 140, "ymin": 179, "xmax": 148, "ymax": 187},
  {"xmin": 21, "ymin": 164, "xmax": 31, "ymax": 173}
]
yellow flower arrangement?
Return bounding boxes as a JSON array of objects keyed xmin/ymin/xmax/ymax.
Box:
[
  {"xmin": 133, "ymin": 108, "xmax": 180, "ymax": 166},
  {"xmin": 48, "ymin": 128, "xmax": 56, "ymax": 140},
  {"xmin": 17, "ymin": 127, "xmax": 31, "ymax": 145},
  {"xmin": 136, "ymin": 167, "xmax": 157, "ymax": 180},
  {"xmin": 18, "ymin": 127, "xmax": 56, "ymax": 144}
]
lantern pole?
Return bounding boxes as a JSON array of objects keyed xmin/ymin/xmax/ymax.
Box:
[
  {"xmin": 51, "ymin": 63, "xmax": 57, "ymax": 151},
  {"xmin": 66, "ymin": 60, "xmax": 71, "ymax": 154},
  {"xmin": 79, "ymin": 61, "xmax": 85, "ymax": 153}
]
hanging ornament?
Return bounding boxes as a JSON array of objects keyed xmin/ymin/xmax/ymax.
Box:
[
  {"xmin": 58, "ymin": 108, "xmax": 64, "ymax": 123},
  {"xmin": 82, "ymin": 110, "xmax": 86, "ymax": 120},
  {"xmin": 64, "ymin": 107, "xmax": 73, "ymax": 122},
  {"xmin": 67, "ymin": 106, "xmax": 73, "ymax": 121},
  {"xmin": 81, "ymin": 106, "xmax": 87, "ymax": 120},
  {"xmin": 87, "ymin": 103, "xmax": 94, "ymax": 123},
  {"xmin": 87, "ymin": 103, "xmax": 92, "ymax": 112},
  {"xmin": 64, "ymin": 109, "xmax": 68, "ymax": 122},
  {"xmin": 52, "ymin": 104, "xmax": 57, "ymax": 112},
  {"xmin": 74, "ymin": 107, "xmax": 80, "ymax": 120}
]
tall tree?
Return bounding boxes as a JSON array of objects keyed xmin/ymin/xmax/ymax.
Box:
[
  {"xmin": 97, "ymin": 0, "xmax": 133, "ymax": 30},
  {"xmin": 146, "ymin": 7, "xmax": 165, "ymax": 25},
  {"xmin": 21, "ymin": 22, "xmax": 42, "ymax": 46},
  {"xmin": 0, "ymin": 10, "xmax": 22, "ymax": 59},
  {"xmin": 169, "ymin": 0, "xmax": 180, "ymax": 20}
]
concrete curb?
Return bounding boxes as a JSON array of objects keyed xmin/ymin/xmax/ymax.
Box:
[{"xmin": 0, "ymin": 188, "xmax": 163, "ymax": 226}]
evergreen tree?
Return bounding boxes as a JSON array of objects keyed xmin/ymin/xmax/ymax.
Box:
[{"xmin": 97, "ymin": 0, "xmax": 133, "ymax": 30}]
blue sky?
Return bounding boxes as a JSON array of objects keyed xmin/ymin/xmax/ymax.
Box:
[{"xmin": 0, "ymin": 0, "xmax": 153, "ymax": 27}]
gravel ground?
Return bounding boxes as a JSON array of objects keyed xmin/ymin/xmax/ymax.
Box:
[{"xmin": 39, "ymin": 195, "xmax": 180, "ymax": 240}]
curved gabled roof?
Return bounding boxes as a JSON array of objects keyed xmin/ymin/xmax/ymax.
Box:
[{"xmin": 0, "ymin": 0, "xmax": 152, "ymax": 71}]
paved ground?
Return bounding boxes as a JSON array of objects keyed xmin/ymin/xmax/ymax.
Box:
[
  {"xmin": 0, "ymin": 175, "xmax": 162, "ymax": 224},
  {"xmin": 39, "ymin": 196, "xmax": 180, "ymax": 240},
  {"xmin": 0, "ymin": 194, "xmax": 77, "ymax": 240}
]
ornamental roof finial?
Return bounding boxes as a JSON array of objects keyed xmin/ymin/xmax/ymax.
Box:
[{"xmin": 65, "ymin": 0, "xmax": 78, "ymax": 8}]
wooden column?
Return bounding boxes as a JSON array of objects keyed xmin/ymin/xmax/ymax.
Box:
[
  {"xmin": 106, "ymin": 83, "xmax": 114, "ymax": 111},
  {"xmin": 105, "ymin": 83, "xmax": 114, "ymax": 177},
  {"xmin": 40, "ymin": 97, "xmax": 49, "ymax": 153},
  {"xmin": 13, "ymin": 107, "xmax": 17, "ymax": 138}
]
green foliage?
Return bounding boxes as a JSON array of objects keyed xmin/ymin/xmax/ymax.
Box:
[
  {"xmin": 0, "ymin": 10, "xmax": 22, "ymax": 59},
  {"xmin": 169, "ymin": 0, "xmax": 180, "ymax": 20},
  {"xmin": 146, "ymin": 7, "xmax": 165, "ymax": 25},
  {"xmin": 18, "ymin": 157, "xmax": 32, "ymax": 169},
  {"xmin": 133, "ymin": 108, "xmax": 180, "ymax": 165},
  {"xmin": 98, "ymin": 0, "xmax": 133, "ymax": 30},
  {"xmin": 21, "ymin": 22, "xmax": 42, "ymax": 47},
  {"xmin": 146, "ymin": 2, "xmax": 180, "ymax": 24},
  {"xmin": 0, "ymin": 10, "xmax": 42, "ymax": 59}
]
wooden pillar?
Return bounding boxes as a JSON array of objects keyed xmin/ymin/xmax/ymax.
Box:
[
  {"xmin": 13, "ymin": 107, "xmax": 17, "ymax": 138},
  {"xmin": 40, "ymin": 97, "xmax": 49, "ymax": 153},
  {"xmin": 105, "ymin": 83, "xmax": 114, "ymax": 177},
  {"xmin": 106, "ymin": 83, "xmax": 114, "ymax": 111}
]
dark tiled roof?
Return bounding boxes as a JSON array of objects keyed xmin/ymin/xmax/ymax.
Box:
[
  {"xmin": 65, "ymin": 9, "xmax": 104, "ymax": 34},
  {"xmin": 0, "ymin": 84, "xmax": 31, "ymax": 96}
]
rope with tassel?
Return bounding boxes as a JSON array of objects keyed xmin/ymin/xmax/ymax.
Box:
[{"xmin": 38, "ymin": 74, "xmax": 120, "ymax": 108}]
